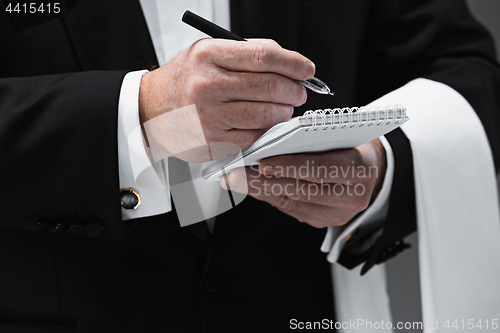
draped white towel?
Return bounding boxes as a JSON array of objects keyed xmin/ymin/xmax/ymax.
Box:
[{"xmin": 325, "ymin": 78, "xmax": 500, "ymax": 332}]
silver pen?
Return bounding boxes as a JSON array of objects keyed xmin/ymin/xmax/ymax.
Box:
[
  {"xmin": 300, "ymin": 77, "xmax": 334, "ymax": 95},
  {"xmin": 183, "ymin": 10, "xmax": 334, "ymax": 96}
]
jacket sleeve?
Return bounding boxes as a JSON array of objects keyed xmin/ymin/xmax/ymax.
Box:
[
  {"xmin": 0, "ymin": 71, "xmax": 129, "ymax": 240},
  {"xmin": 337, "ymin": 0, "xmax": 500, "ymax": 273}
]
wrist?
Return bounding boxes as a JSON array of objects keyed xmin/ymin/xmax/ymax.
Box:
[
  {"xmin": 138, "ymin": 71, "xmax": 153, "ymax": 127},
  {"xmin": 139, "ymin": 71, "xmax": 156, "ymax": 147},
  {"xmin": 371, "ymin": 138, "xmax": 387, "ymax": 201}
]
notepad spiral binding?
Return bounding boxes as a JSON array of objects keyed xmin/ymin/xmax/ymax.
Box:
[{"xmin": 301, "ymin": 104, "xmax": 407, "ymax": 131}]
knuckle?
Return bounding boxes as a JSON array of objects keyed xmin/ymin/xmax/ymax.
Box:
[
  {"xmin": 253, "ymin": 44, "xmax": 273, "ymax": 69},
  {"xmin": 331, "ymin": 218, "xmax": 348, "ymax": 227},
  {"xmin": 259, "ymin": 103, "xmax": 275, "ymax": 127},
  {"xmin": 274, "ymin": 195, "xmax": 293, "ymax": 209},
  {"xmin": 266, "ymin": 75, "xmax": 279, "ymax": 98},
  {"xmin": 192, "ymin": 40, "xmax": 212, "ymax": 62},
  {"xmin": 187, "ymin": 76, "xmax": 211, "ymax": 99},
  {"xmin": 296, "ymin": 217, "xmax": 308, "ymax": 224},
  {"xmin": 347, "ymin": 197, "xmax": 370, "ymax": 213},
  {"xmin": 268, "ymin": 39, "xmax": 281, "ymax": 47},
  {"xmin": 327, "ymin": 212, "xmax": 348, "ymax": 226},
  {"xmin": 291, "ymin": 190, "xmax": 306, "ymax": 202},
  {"xmin": 308, "ymin": 218, "xmax": 328, "ymax": 228}
]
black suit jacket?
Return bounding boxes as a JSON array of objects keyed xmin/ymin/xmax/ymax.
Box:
[{"xmin": 1, "ymin": 0, "xmax": 499, "ymax": 332}]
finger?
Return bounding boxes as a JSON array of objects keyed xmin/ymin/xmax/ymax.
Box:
[
  {"xmin": 221, "ymin": 128, "xmax": 269, "ymax": 149},
  {"xmin": 217, "ymin": 71, "xmax": 307, "ymax": 106},
  {"xmin": 250, "ymin": 188, "xmax": 352, "ymax": 228},
  {"xmin": 258, "ymin": 149, "xmax": 375, "ymax": 184},
  {"xmin": 204, "ymin": 39, "xmax": 315, "ymax": 80},
  {"xmin": 220, "ymin": 168, "xmax": 357, "ymax": 227},
  {"xmin": 247, "ymin": 175, "xmax": 371, "ymax": 209},
  {"xmin": 247, "ymin": 38, "xmax": 281, "ymax": 47},
  {"xmin": 277, "ymin": 202, "xmax": 352, "ymax": 228},
  {"xmin": 217, "ymin": 101, "xmax": 293, "ymax": 130},
  {"xmin": 233, "ymin": 171, "xmax": 372, "ymax": 209},
  {"xmin": 220, "ymin": 166, "xmax": 258, "ymax": 192}
]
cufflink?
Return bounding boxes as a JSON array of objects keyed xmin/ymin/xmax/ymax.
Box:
[
  {"xmin": 120, "ymin": 188, "xmax": 141, "ymax": 209},
  {"xmin": 343, "ymin": 228, "xmax": 359, "ymax": 244}
]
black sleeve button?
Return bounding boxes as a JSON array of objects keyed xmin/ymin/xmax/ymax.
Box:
[
  {"xmin": 33, "ymin": 222, "xmax": 52, "ymax": 234},
  {"xmin": 120, "ymin": 188, "xmax": 141, "ymax": 209},
  {"xmin": 86, "ymin": 223, "xmax": 106, "ymax": 237},
  {"xmin": 51, "ymin": 222, "xmax": 66, "ymax": 235},
  {"xmin": 375, "ymin": 240, "xmax": 411, "ymax": 264},
  {"xmin": 68, "ymin": 224, "xmax": 88, "ymax": 236}
]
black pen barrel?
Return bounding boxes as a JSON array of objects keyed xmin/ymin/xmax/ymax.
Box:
[{"xmin": 182, "ymin": 10, "xmax": 246, "ymax": 41}]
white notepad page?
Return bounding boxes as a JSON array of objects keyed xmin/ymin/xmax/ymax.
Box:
[{"xmin": 202, "ymin": 105, "xmax": 408, "ymax": 180}]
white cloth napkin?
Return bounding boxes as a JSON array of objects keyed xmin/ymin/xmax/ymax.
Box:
[{"xmin": 327, "ymin": 78, "xmax": 500, "ymax": 332}]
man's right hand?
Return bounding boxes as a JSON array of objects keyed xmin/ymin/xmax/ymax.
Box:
[{"xmin": 138, "ymin": 38, "xmax": 315, "ymax": 162}]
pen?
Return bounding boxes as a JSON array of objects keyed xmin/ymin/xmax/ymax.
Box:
[{"xmin": 182, "ymin": 10, "xmax": 334, "ymax": 96}]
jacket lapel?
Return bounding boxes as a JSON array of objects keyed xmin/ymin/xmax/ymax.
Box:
[
  {"xmin": 63, "ymin": 0, "xmax": 302, "ymax": 69},
  {"xmin": 230, "ymin": 0, "xmax": 302, "ymax": 51},
  {"xmin": 61, "ymin": 0, "xmax": 158, "ymax": 71}
]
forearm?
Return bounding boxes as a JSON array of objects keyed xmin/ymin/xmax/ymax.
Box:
[
  {"xmin": 364, "ymin": 0, "xmax": 500, "ymax": 166},
  {"xmin": 0, "ymin": 71, "xmax": 128, "ymax": 239},
  {"xmin": 422, "ymin": 57, "xmax": 500, "ymax": 170}
]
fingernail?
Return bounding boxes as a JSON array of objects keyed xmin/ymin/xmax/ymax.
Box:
[
  {"xmin": 259, "ymin": 165, "xmax": 275, "ymax": 176},
  {"xmin": 228, "ymin": 170, "xmax": 247, "ymax": 191},
  {"xmin": 301, "ymin": 87, "xmax": 307, "ymax": 105},
  {"xmin": 303, "ymin": 60, "xmax": 315, "ymax": 79}
]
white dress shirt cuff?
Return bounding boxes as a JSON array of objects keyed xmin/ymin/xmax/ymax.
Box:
[
  {"xmin": 321, "ymin": 135, "xmax": 395, "ymax": 261},
  {"xmin": 117, "ymin": 70, "xmax": 172, "ymax": 220}
]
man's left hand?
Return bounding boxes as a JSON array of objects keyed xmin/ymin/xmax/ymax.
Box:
[{"xmin": 221, "ymin": 139, "xmax": 387, "ymax": 228}]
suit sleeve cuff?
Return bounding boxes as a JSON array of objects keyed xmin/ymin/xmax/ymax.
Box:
[{"xmin": 320, "ymin": 135, "xmax": 395, "ymax": 261}]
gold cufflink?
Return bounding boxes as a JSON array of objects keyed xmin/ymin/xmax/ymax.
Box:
[
  {"xmin": 344, "ymin": 228, "xmax": 359, "ymax": 244},
  {"xmin": 120, "ymin": 188, "xmax": 141, "ymax": 210}
]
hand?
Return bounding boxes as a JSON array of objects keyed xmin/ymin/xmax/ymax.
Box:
[
  {"xmin": 221, "ymin": 139, "xmax": 387, "ymax": 228},
  {"xmin": 138, "ymin": 38, "xmax": 315, "ymax": 162}
]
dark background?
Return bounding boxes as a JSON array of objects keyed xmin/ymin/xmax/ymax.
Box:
[
  {"xmin": 386, "ymin": 1, "xmax": 500, "ymax": 331},
  {"xmin": 468, "ymin": 0, "xmax": 500, "ymax": 63}
]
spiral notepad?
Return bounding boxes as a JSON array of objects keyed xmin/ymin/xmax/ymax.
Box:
[{"xmin": 202, "ymin": 105, "xmax": 409, "ymax": 180}]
